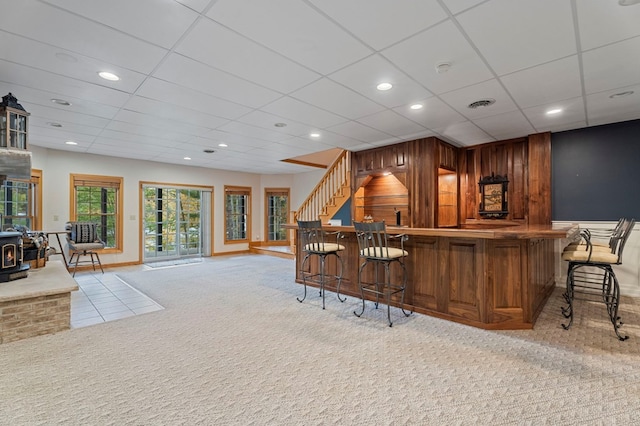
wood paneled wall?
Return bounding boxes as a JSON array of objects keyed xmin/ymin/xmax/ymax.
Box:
[
  {"xmin": 352, "ymin": 132, "xmax": 551, "ymax": 228},
  {"xmin": 459, "ymin": 132, "xmax": 551, "ymax": 226}
]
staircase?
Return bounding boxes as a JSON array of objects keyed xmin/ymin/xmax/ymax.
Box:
[
  {"xmin": 254, "ymin": 150, "xmax": 351, "ymax": 260},
  {"xmin": 295, "ymin": 150, "xmax": 351, "ymax": 223}
]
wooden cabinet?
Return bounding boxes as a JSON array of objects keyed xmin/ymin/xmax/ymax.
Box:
[
  {"xmin": 439, "ymin": 141, "xmax": 457, "ymax": 170},
  {"xmin": 354, "ymin": 142, "xmax": 408, "ymax": 176}
]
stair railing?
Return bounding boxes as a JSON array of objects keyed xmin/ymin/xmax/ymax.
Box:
[{"xmin": 295, "ymin": 150, "xmax": 350, "ymax": 222}]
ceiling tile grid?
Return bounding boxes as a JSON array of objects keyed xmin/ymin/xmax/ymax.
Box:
[{"xmin": 0, "ymin": 0, "xmax": 638, "ymax": 173}]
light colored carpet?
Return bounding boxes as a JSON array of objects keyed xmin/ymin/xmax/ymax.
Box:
[{"xmin": 1, "ymin": 254, "xmax": 639, "ymax": 425}]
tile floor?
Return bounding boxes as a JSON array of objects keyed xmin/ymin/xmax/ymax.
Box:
[{"xmin": 71, "ymin": 265, "xmax": 164, "ymax": 329}]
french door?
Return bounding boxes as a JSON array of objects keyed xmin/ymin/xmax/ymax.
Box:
[{"xmin": 142, "ymin": 185, "xmax": 210, "ymax": 261}]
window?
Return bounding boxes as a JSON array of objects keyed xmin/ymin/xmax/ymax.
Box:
[
  {"xmin": 225, "ymin": 186, "xmax": 251, "ymax": 243},
  {"xmin": 265, "ymin": 188, "xmax": 289, "ymax": 242},
  {"xmin": 0, "ymin": 170, "xmax": 42, "ymax": 230},
  {"xmin": 71, "ymin": 174, "xmax": 122, "ymax": 250}
]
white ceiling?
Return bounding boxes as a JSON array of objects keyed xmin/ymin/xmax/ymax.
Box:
[{"xmin": 2, "ymin": 0, "xmax": 640, "ymax": 174}]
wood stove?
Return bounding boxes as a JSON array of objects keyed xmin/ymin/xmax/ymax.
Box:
[{"xmin": 0, "ymin": 231, "xmax": 29, "ymax": 282}]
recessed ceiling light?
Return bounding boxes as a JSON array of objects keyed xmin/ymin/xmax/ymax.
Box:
[
  {"xmin": 218, "ymin": 143, "xmax": 228, "ymax": 147},
  {"xmin": 546, "ymin": 108, "xmax": 563, "ymax": 115},
  {"xmin": 376, "ymin": 82, "xmax": 393, "ymax": 91},
  {"xmin": 274, "ymin": 122, "xmax": 287, "ymax": 127},
  {"xmin": 51, "ymin": 98, "xmax": 71, "ymax": 106},
  {"xmin": 65, "ymin": 141, "xmax": 77, "ymax": 145},
  {"xmin": 410, "ymin": 104, "xmax": 424, "ymax": 110},
  {"xmin": 98, "ymin": 71, "xmax": 120, "ymax": 81},
  {"xmin": 47, "ymin": 122, "xmax": 63, "ymax": 128},
  {"xmin": 310, "ymin": 133, "xmax": 320, "ymax": 138},
  {"xmin": 609, "ymin": 90, "xmax": 634, "ymax": 99},
  {"xmin": 183, "ymin": 156, "xmax": 191, "ymax": 160},
  {"xmin": 435, "ymin": 62, "xmax": 451, "ymax": 74}
]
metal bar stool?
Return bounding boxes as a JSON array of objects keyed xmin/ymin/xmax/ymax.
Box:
[
  {"xmin": 353, "ymin": 220, "xmax": 412, "ymax": 326},
  {"xmin": 297, "ymin": 220, "xmax": 346, "ymax": 310},
  {"xmin": 561, "ymin": 218, "xmax": 635, "ymax": 340}
]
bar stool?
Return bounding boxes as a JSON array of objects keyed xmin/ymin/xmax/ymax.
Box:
[
  {"xmin": 561, "ymin": 218, "xmax": 635, "ymax": 340},
  {"xmin": 296, "ymin": 220, "xmax": 346, "ymax": 310},
  {"xmin": 353, "ymin": 220, "xmax": 412, "ymax": 327}
]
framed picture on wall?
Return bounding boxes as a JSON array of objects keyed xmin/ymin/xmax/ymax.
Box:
[{"xmin": 479, "ymin": 174, "xmax": 508, "ymax": 218}]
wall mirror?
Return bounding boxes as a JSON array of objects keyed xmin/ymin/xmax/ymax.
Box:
[{"xmin": 479, "ymin": 174, "xmax": 508, "ymax": 218}]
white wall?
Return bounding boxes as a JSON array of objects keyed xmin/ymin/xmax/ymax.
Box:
[
  {"xmin": 554, "ymin": 220, "xmax": 640, "ymax": 298},
  {"xmin": 31, "ymin": 147, "xmax": 316, "ymax": 265}
]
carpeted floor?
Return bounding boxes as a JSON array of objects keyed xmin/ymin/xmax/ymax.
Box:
[{"xmin": 1, "ymin": 254, "xmax": 639, "ymax": 425}]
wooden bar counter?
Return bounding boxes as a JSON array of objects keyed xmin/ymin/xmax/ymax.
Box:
[{"xmin": 288, "ymin": 223, "xmax": 578, "ymax": 330}]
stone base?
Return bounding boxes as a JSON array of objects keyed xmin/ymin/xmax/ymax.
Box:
[
  {"xmin": 0, "ymin": 293, "xmax": 71, "ymax": 343},
  {"xmin": 0, "ymin": 261, "xmax": 78, "ymax": 344}
]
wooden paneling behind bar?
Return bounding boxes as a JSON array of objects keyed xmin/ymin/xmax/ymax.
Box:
[
  {"xmin": 459, "ymin": 132, "xmax": 551, "ymax": 226},
  {"xmin": 352, "ymin": 132, "xmax": 551, "ymax": 229}
]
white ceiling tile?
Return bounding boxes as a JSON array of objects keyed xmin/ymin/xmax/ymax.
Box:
[
  {"xmin": 289, "ymin": 78, "xmax": 385, "ymax": 120},
  {"xmin": 2, "ymin": 0, "xmax": 639, "ymax": 173},
  {"xmin": 207, "ymin": 0, "xmax": 371, "ymax": 74},
  {"xmin": 473, "ymin": 111, "xmax": 536, "ymax": 140},
  {"xmin": 123, "ymin": 96, "xmax": 230, "ymax": 130},
  {"xmin": 153, "ymin": 53, "xmax": 281, "ymax": 108},
  {"xmin": 456, "ymin": 0, "xmax": 576, "ymax": 75},
  {"xmin": 439, "ymin": 79, "xmax": 518, "ymax": 119},
  {"xmin": 383, "ymin": 21, "xmax": 494, "ymax": 94},
  {"xmin": 586, "ymin": 84, "xmax": 640, "ymax": 125},
  {"xmin": 44, "ymin": 0, "xmax": 199, "ymax": 49},
  {"xmin": 136, "ymin": 78, "xmax": 252, "ymax": 120},
  {"xmin": 577, "ymin": 0, "xmax": 640, "ymax": 51},
  {"xmin": 29, "ymin": 127, "xmax": 96, "ymax": 145},
  {"xmin": 306, "ymin": 131, "xmax": 370, "ymax": 150},
  {"xmin": 0, "ymin": 83, "xmax": 122, "ymax": 121},
  {"xmin": 441, "ymin": 0, "xmax": 486, "ymax": 15},
  {"xmin": 356, "ymin": 110, "xmax": 426, "ymax": 137},
  {"xmin": 102, "ymin": 122, "xmax": 192, "ymax": 145},
  {"xmin": 0, "ymin": 60, "xmax": 131, "ymax": 107},
  {"xmin": 236, "ymin": 111, "xmax": 309, "ymax": 136},
  {"xmin": 500, "ymin": 56, "xmax": 582, "ymax": 109},
  {"xmin": 326, "ymin": 120, "xmax": 396, "ymax": 143},
  {"xmin": 18, "ymin": 103, "xmax": 112, "ymax": 129},
  {"xmin": 393, "ymin": 97, "xmax": 467, "ymax": 130},
  {"xmin": 175, "ymin": 0, "xmax": 212, "ymax": 13},
  {"xmin": 201, "ymin": 130, "xmax": 277, "ymax": 149},
  {"xmin": 261, "ymin": 96, "xmax": 348, "ymax": 128},
  {"xmin": 0, "ymin": 32, "xmax": 147, "ymax": 94},
  {"xmin": 582, "ymin": 38, "xmax": 640, "ymax": 95},
  {"xmin": 329, "ymin": 54, "xmax": 433, "ymax": 108},
  {"xmin": 175, "ymin": 19, "xmax": 320, "ymax": 94},
  {"xmin": 309, "ymin": 0, "xmax": 448, "ymax": 50},
  {"xmin": 0, "ymin": 2, "xmax": 167, "ymax": 73},
  {"xmin": 522, "ymin": 97, "xmax": 586, "ymax": 131},
  {"xmin": 216, "ymin": 121, "xmax": 296, "ymax": 143},
  {"xmin": 113, "ymin": 110, "xmax": 210, "ymax": 138},
  {"xmin": 30, "ymin": 120, "xmax": 103, "ymax": 138},
  {"xmin": 434, "ymin": 121, "xmax": 493, "ymax": 147}
]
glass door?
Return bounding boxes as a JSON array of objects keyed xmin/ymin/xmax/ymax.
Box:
[{"xmin": 143, "ymin": 186, "xmax": 203, "ymax": 261}]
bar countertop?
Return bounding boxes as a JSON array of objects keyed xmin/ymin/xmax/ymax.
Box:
[{"xmin": 285, "ymin": 223, "xmax": 579, "ymax": 240}]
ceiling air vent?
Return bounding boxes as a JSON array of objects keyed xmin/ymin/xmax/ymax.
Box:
[{"xmin": 467, "ymin": 98, "xmax": 496, "ymax": 109}]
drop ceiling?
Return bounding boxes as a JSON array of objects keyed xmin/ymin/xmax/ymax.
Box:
[{"xmin": 1, "ymin": 0, "xmax": 639, "ymax": 174}]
